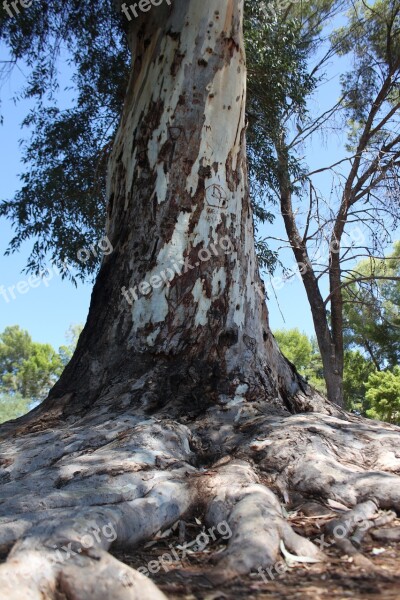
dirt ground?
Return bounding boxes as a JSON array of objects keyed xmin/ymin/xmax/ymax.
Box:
[{"xmin": 114, "ymin": 514, "xmax": 400, "ymax": 600}]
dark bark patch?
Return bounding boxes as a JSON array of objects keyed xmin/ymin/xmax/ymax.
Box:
[
  {"xmin": 218, "ymin": 329, "xmax": 239, "ymax": 348},
  {"xmin": 222, "ymin": 36, "xmax": 240, "ymax": 58},
  {"xmin": 171, "ymin": 50, "xmax": 185, "ymax": 77},
  {"xmin": 225, "ymin": 150, "xmax": 240, "ymax": 192},
  {"xmin": 167, "ymin": 30, "xmax": 180, "ymax": 40}
]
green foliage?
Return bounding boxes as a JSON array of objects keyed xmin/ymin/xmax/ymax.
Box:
[
  {"xmin": 304, "ymin": 337, "xmax": 327, "ymax": 394},
  {"xmin": 274, "ymin": 328, "xmax": 313, "ymax": 372},
  {"xmin": 343, "ymin": 350, "xmax": 376, "ymax": 413},
  {"xmin": 0, "ymin": 1, "xmax": 129, "ymax": 282},
  {"xmin": 273, "ymin": 329, "xmax": 390, "ymax": 412},
  {"xmin": 273, "ymin": 328, "xmax": 326, "ymax": 391},
  {"xmin": 58, "ymin": 324, "xmax": 83, "ymax": 367},
  {"xmin": 332, "ymin": 0, "xmax": 400, "ymax": 149},
  {"xmin": 0, "ymin": 392, "xmax": 31, "ymax": 425},
  {"xmin": 19, "ymin": 343, "xmax": 63, "ymax": 399},
  {"xmin": 0, "ymin": 325, "xmax": 63, "ymax": 401},
  {"xmin": 341, "ymin": 243, "xmax": 400, "ymax": 417},
  {"xmin": 245, "ymin": 2, "xmax": 315, "ymax": 190},
  {"xmin": 0, "ymin": 324, "xmax": 81, "ymax": 423},
  {"xmin": 343, "ymin": 243, "xmax": 400, "ymax": 370},
  {"xmin": 365, "ymin": 367, "xmax": 400, "ymax": 424},
  {"xmin": 244, "ymin": 1, "xmax": 319, "ymax": 270}
]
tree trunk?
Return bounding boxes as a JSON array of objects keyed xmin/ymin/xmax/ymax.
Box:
[
  {"xmin": 0, "ymin": 2, "xmax": 400, "ymax": 598},
  {"xmin": 43, "ymin": 0, "xmax": 307, "ymax": 420},
  {"xmin": 327, "ymin": 232, "xmax": 345, "ymax": 407},
  {"xmin": 276, "ymin": 141, "xmax": 344, "ymax": 407}
]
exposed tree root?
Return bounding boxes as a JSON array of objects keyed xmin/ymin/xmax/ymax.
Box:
[
  {"xmin": 196, "ymin": 461, "xmax": 324, "ymax": 584},
  {"xmin": 1, "ymin": 395, "xmax": 400, "ymax": 598}
]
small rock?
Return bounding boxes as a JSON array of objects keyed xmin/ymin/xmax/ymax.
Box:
[
  {"xmin": 371, "ymin": 547, "xmax": 386, "ymax": 555},
  {"xmin": 371, "ymin": 528, "xmax": 400, "ymax": 542}
]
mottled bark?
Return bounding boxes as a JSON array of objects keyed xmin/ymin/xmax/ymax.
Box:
[{"xmin": 39, "ymin": 0, "xmax": 306, "ymax": 419}]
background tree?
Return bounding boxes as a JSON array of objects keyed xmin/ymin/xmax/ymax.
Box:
[
  {"xmin": 343, "ymin": 349, "xmax": 376, "ymax": 413},
  {"xmin": 250, "ymin": 0, "xmax": 400, "ymax": 406},
  {"xmin": 343, "ymin": 242, "xmax": 400, "ymax": 370},
  {"xmin": 0, "ymin": 325, "xmax": 63, "ymax": 400},
  {"xmin": 274, "ymin": 328, "xmax": 327, "ymax": 392},
  {"xmin": 0, "ymin": 393, "xmax": 31, "ymax": 425},
  {"xmin": 58, "ymin": 324, "xmax": 83, "ymax": 366},
  {"xmin": 366, "ymin": 367, "xmax": 400, "ymax": 424},
  {"xmin": 0, "ymin": 325, "xmax": 81, "ymax": 423},
  {"xmin": 274, "ymin": 328, "xmax": 313, "ymax": 373},
  {"xmin": 274, "ymin": 328, "xmax": 377, "ymax": 410}
]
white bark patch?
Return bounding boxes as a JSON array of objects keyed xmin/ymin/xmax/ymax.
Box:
[
  {"xmin": 157, "ymin": 211, "xmax": 191, "ymax": 267},
  {"xmin": 235, "ymin": 384, "xmax": 249, "ymax": 397},
  {"xmin": 192, "ymin": 268, "xmax": 227, "ymax": 327},
  {"xmin": 154, "ymin": 163, "xmax": 170, "ymax": 205},
  {"xmin": 211, "ymin": 267, "xmax": 227, "ymax": 296},
  {"xmin": 224, "ymin": 383, "xmax": 249, "ymax": 417},
  {"xmin": 131, "ymin": 212, "xmax": 191, "ymax": 331},
  {"xmin": 185, "ymin": 55, "xmax": 245, "ymax": 196},
  {"xmin": 132, "ymin": 289, "xmax": 169, "ymax": 331},
  {"xmin": 192, "ymin": 279, "xmax": 212, "ymax": 326},
  {"xmin": 147, "ymin": 328, "xmax": 161, "ymax": 347}
]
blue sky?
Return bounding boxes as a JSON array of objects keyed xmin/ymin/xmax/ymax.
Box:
[
  {"xmin": 0, "ymin": 55, "xmax": 92, "ymax": 349},
  {"xmin": 0, "ymin": 27, "xmax": 365, "ymax": 350}
]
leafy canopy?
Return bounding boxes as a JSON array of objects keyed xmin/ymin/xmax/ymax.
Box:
[
  {"xmin": 343, "ymin": 350, "xmax": 376, "ymax": 414},
  {"xmin": 0, "ymin": 324, "xmax": 82, "ymax": 423},
  {"xmin": 0, "ymin": 0, "xmax": 335, "ymax": 279},
  {"xmin": 366, "ymin": 367, "xmax": 400, "ymax": 425},
  {"xmin": 0, "ymin": 392, "xmax": 31, "ymax": 425},
  {"xmin": 273, "ymin": 328, "xmax": 313, "ymax": 372},
  {"xmin": 0, "ymin": 0, "xmax": 129, "ymax": 282},
  {"xmin": 0, "ymin": 325, "xmax": 63, "ymax": 400},
  {"xmin": 343, "ymin": 242, "xmax": 400, "ymax": 370},
  {"xmin": 273, "ymin": 328, "xmax": 326, "ymax": 391}
]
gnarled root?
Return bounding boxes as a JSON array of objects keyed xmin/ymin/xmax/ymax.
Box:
[
  {"xmin": 197, "ymin": 461, "xmax": 324, "ymax": 584},
  {"xmin": 0, "ymin": 400, "xmax": 400, "ymax": 598}
]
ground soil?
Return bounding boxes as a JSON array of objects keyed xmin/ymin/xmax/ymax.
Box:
[{"xmin": 114, "ymin": 514, "xmax": 400, "ymax": 599}]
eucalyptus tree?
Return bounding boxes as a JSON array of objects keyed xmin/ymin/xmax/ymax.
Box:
[{"xmin": 0, "ymin": 2, "xmax": 400, "ymax": 599}]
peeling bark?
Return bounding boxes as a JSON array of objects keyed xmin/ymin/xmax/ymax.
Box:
[{"xmin": 41, "ymin": 0, "xmax": 304, "ymax": 419}]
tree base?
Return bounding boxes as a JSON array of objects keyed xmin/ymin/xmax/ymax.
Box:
[{"xmin": 0, "ymin": 380, "xmax": 399, "ymax": 599}]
